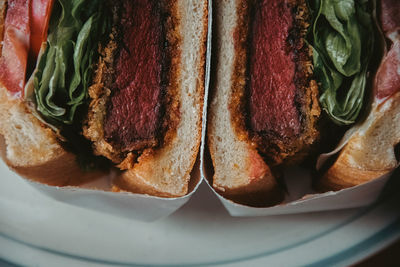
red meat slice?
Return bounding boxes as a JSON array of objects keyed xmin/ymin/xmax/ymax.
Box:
[
  {"xmin": 248, "ymin": 0, "xmax": 301, "ymax": 139},
  {"xmin": 104, "ymin": 0, "xmax": 165, "ymax": 152}
]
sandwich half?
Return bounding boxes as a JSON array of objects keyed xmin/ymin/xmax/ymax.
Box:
[
  {"xmin": 208, "ymin": 0, "xmax": 377, "ymax": 204},
  {"xmin": 0, "ymin": 0, "xmax": 208, "ymax": 197}
]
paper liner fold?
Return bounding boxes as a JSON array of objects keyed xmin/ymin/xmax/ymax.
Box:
[
  {"xmin": 204, "ymin": 168, "xmax": 392, "ymax": 217},
  {"xmin": 26, "ymin": 160, "xmax": 202, "ymax": 222}
]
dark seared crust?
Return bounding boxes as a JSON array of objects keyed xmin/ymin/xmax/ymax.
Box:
[
  {"xmin": 229, "ymin": 0, "xmax": 320, "ymax": 166},
  {"xmin": 83, "ymin": 1, "xmax": 181, "ymax": 169},
  {"xmin": 82, "ymin": 3, "xmax": 120, "ymax": 163}
]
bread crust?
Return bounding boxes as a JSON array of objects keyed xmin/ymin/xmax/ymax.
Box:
[
  {"xmin": 318, "ymin": 91, "xmax": 400, "ymax": 191},
  {"xmin": 317, "ymin": 158, "xmax": 389, "ymax": 192}
]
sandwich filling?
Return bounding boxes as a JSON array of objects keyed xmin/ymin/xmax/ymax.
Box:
[
  {"xmin": 310, "ymin": 0, "xmax": 375, "ymax": 125},
  {"xmin": 84, "ymin": 0, "xmax": 177, "ymax": 166},
  {"xmin": 239, "ymin": 0, "xmax": 375, "ymax": 165},
  {"xmin": 245, "ymin": 0, "xmax": 320, "ymax": 164},
  {"xmin": 0, "ymin": 0, "xmax": 178, "ymax": 169}
]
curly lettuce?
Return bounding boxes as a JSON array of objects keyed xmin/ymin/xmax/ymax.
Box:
[
  {"xmin": 33, "ymin": 0, "xmax": 110, "ymax": 126},
  {"xmin": 310, "ymin": 0, "xmax": 375, "ymax": 125}
]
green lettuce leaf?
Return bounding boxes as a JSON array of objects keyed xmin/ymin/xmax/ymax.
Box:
[
  {"xmin": 34, "ymin": 0, "xmax": 110, "ymax": 126},
  {"xmin": 310, "ymin": 0, "xmax": 375, "ymax": 125}
]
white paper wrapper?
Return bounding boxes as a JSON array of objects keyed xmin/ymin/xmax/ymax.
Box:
[{"xmin": 25, "ymin": 159, "xmax": 202, "ymax": 222}]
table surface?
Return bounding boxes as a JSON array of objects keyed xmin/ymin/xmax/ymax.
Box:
[{"xmin": 356, "ymin": 239, "xmax": 400, "ymax": 266}]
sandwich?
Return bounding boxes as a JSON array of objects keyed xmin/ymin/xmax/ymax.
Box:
[
  {"xmin": 0, "ymin": 0, "xmax": 208, "ymax": 197},
  {"xmin": 207, "ymin": 0, "xmax": 390, "ymax": 205}
]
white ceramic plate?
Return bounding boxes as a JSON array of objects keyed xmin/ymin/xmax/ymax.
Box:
[{"xmin": 1, "ymin": 159, "xmax": 399, "ymax": 267}]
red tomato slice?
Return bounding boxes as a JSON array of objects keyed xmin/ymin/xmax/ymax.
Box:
[
  {"xmin": 30, "ymin": 0, "xmax": 54, "ymax": 57},
  {"xmin": 0, "ymin": 0, "xmax": 30, "ymax": 95},
  {"xmin": 0, "ymin": 0, "xmax": 54, "ymax": 96}
]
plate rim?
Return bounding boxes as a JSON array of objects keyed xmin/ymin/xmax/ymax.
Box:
[{"xmin": 1, "ymin": 195, "xmax": 399, "ymax": 267}]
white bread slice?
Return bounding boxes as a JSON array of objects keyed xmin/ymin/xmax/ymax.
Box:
[
  {"xmin": 207, "ymin": 0, "xmax": 282, "ymax": 205},
  {"xmin": 318, "ymin": 91, "xmax": 400, "ymax": 191},
  {"xmin": 0, "ymin": 87, "xmax": 101, "ymax": 186},
  {"xmin": 112, "ymin": 0, "xmax": 208, "ymax": 197}
]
